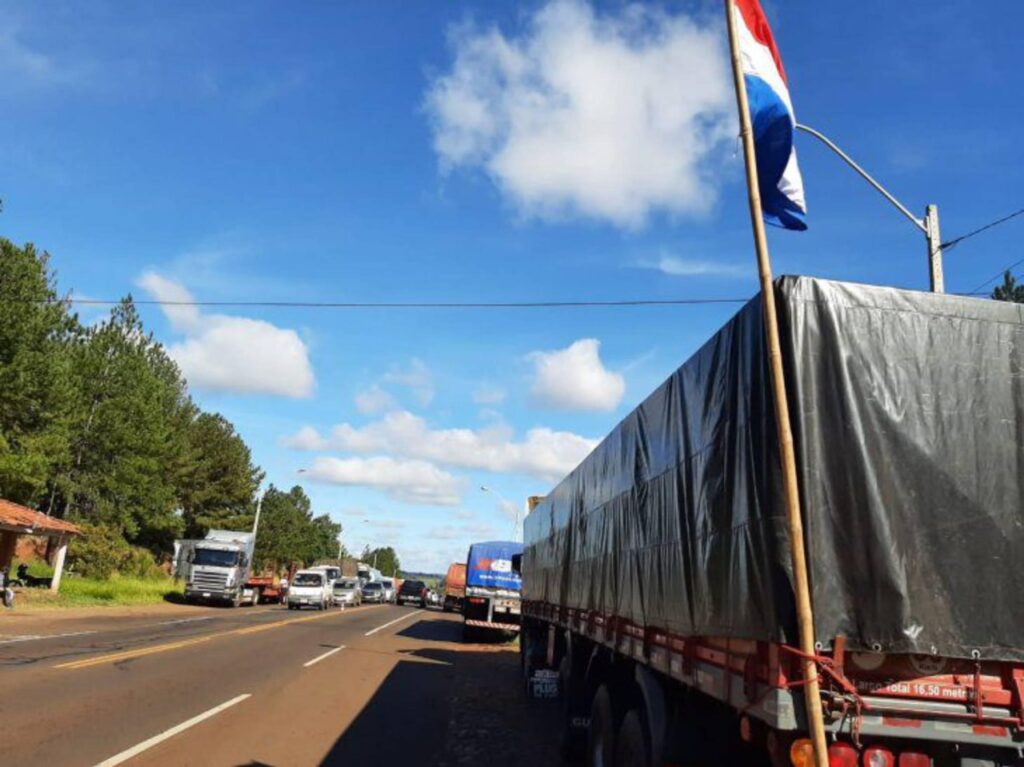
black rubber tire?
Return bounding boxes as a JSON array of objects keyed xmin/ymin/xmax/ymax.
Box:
[
  {"xmin": 587, "ymin": 685, "xmax": 616, "ymax": 767},
  {"xmin": 614, "ymin": 709, "xmax": 651, "ymax": 767}
]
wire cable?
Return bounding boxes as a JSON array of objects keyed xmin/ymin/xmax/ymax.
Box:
[
  {"xmin": 965, "ymin": 256, "xmax": 1024, "ymax": 297},
  {"xmin": 941, "ymin": 206, "xmax": 1024, "ymax": 251},
  {"xmin": 39, "ymin": 297, "xmax": 750, "ymax": 310}
]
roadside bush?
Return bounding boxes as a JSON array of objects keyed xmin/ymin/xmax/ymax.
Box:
[
  {"xmin": 120, "ymin": 546, "xmax": 164, "ymax": 580},
  {"xmin": 67, "ymin": 522, "xmax": 132, "ymax": 579}
]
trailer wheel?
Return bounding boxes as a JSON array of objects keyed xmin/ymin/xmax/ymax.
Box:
[
  {"xmin": 615, "ymin": 709, "xmax": 650, "ymax": 767},
  {"xmin": 587, "ymin": 684, "xmax": 616, "ymax": 767}
]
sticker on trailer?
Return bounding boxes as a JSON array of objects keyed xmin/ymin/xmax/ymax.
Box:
[
  {"xmin": 530, "ymin": 669, "xmax": 559, "ymax": 699},
  {"xmin": 489, "ymin": 559, "xmax": 512, "ymax": 573}
]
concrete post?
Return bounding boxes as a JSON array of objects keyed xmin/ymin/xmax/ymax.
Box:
[
  {"xmin": 0, "ymin": 531, "xmax": 17, "ymax": 572},
  {"xmin": 50, "ymin": 536, "xmax": 69, "ymax": 592}
]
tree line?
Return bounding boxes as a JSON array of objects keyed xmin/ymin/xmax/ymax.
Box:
[{"xmin": 0, "ymin": 239, "xmax": 341, "ymax": 577}]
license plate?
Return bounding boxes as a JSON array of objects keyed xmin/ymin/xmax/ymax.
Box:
[{"xmin": 202, "ymin": 592, "xmax": 211, "ymax": 598}]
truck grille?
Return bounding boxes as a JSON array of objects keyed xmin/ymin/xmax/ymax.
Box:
[{"xmin": 192, "ymin": 571, "xmax": 229, "ymax": 590}]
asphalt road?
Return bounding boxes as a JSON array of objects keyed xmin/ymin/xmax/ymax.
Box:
[{"xmin": 0, "ymin": 602, "xmax": 465, "ymax": 766}]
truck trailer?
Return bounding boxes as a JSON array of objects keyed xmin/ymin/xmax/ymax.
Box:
[
  {"xmin": 444, "ymin": 561, "xmax": 467, "ymax": 613},
  {"xmin": 520, "ymin": 277, "xmax": 1024, "ymax": 767},
  {"xmin": 464, "ymin": 541, "xmax": 523, "ymax": 639}
]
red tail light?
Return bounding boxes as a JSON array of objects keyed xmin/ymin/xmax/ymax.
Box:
[
  {"xmin": 828, "ymin": 742, "xmax": 858, "ymax": 767},
  {"xmin": 863, "ymin": 747, "xmax": 895, "ymax": 767},
  {"xmin": 897, "ymin": 754, "xmax": 931, "ymax": 767}
]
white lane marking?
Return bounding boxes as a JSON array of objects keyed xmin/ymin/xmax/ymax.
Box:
[
  {"xmin": 0, "ymin": 630, "xmax": 97, "ymax": 645},
  {"xmin": 93, "ymin": 693, "xmax": 251, "ymax": 767},
  {"xmin": 364, "ymin": 609, "xmax": 421, "ymax": 637},
  {"xmin": 303, "ymin": 645, "xmax": 346, "ymax": 668}
]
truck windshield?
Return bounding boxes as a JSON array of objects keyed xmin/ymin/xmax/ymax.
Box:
[
  {"xmin": 363, "ymin": 583, "xmax": 382, "ymax": 591},
  {"xmin": 293, "ymin": 574, "xmax": 322, "ymax": 586},
  {"xmin": 192, "ymin": 548, "xmax": 239, "ymax": 567}
]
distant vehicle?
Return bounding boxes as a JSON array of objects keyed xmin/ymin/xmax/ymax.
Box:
[
  {"xmin": 463, "ymin": 541, "xmax": 522, "ymax": 639},
  {"xmin": 332, "ymin": 578, "xmax": 361, "ymax": 607},
  {"xmin": 443, "ymin": 562, "xmax": 466, "ymax": 613},
  {"xmin": 427, "ymin": 589, "xmax": 441, "ymax": 607},
  {"xmin": 287, "ymin": 570, "xmax": 329, "ymax": 610},
  {"xmin": 379, "ymin": 578, "xmax": 395, "ymax": 602},
  {"xmin": 308, "ymin": 564, "xmax": 340, "ymax": 591},
  {"xmin": 360, "ymin": 581, "xmax": 386, "ymax": 604},
  {"xmin": 357, "ymin": 562, "xmax": 383, "ymax": 585},
  {"xmin": 175, "ymin": 529, "xmax": 260, "ymax": 607},
  {"xmin": 397, "ymin": 579, "xmax": 427, "ymax": 608}
]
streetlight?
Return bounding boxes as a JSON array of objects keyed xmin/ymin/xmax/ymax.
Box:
[
  {"xmin": 795, "ymin": 123, "xmax": 944, "ymax": 293},
  {"xmin": 481, "ymin": 485, "xmax": 521, "ymax": 542}
]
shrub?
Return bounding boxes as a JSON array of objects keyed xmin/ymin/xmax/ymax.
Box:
[{"xmin": 67, "ymin": 523, "xmax": 131, "ymax": 579}]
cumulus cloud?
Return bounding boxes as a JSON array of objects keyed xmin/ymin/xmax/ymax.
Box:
[
  {"xmin": 384, "ymin": 358, "xmax": 434, "ymax": 407},
  {"xmin": 354, "ymin": 385, "xmax": 398, "ymax": 415},
  {"xmin": 425, "ymin": 0, "xmax": 733, "ymax": 228},
  {"xmin": 282, "ymin": 410, "xmax": 596, "ymax": 483},
  {"xmin": 303, "ymin": 456, "xmax": 464, "ymax": 507},
  {"xmin": 139, "ymin": 272, "xmax": 315, "ymax": 398},
  {"xmin": 528, "ymin": 338, "xmax": 625, "ymax": 412}
]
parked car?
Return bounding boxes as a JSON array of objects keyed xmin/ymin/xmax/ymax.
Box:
[
  {"xmin": 380, "ymin": 578, "xmax": 395, "ymax": 602},
  {"xmin": 397, "ymin": 579, "xmax": 427, "ymax": 607},
  {"xmin": 360, "ymin": 581, "xmax": 386, "ymax": 604},
  {"xmin": 287, "ymin": 570, "xmax": 329, "ymax": 610},
  {"xmin": 332, "ymin": 578, "xmax": 362, "ymax": 607}
]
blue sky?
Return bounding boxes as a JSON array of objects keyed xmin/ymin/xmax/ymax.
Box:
[{"xmin": 3, "ymin": 1, "xmax": 1022, "ymax": 572}]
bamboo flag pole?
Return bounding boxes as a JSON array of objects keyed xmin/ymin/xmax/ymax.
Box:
[{"xmin": 724, "ymin": 2, "xmax": 829, "ymax": 765}]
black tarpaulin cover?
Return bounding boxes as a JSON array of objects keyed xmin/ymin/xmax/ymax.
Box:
[{"xmin": 523, "ymin": 277, "xmax": 1024, "ymax": 661}]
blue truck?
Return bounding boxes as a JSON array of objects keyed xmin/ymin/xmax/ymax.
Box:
[{"xmin": 463, "ymin": 540, "xmax": 523, "ymax": 640}]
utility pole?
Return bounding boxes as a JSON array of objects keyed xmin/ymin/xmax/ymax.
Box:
[
  {"xmin": 925, "ymin": 204, "xmax": 944, "ymax": 292},
  {"xmin": 251, "ymin": 488, "xmax": 265, "ymax": 538},
  {"xmin": 795, "ymin": 123, "xmax": 944, "ymax": 293}
]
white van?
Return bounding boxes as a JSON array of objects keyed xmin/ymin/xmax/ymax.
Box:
[{"xmin": 287, "ymin": 570, "xmax": 329, "ymax": 610}]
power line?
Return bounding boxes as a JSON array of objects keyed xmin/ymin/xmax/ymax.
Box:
[
  {"xmin": 39, "ymin": 297, "xmax": 750, "ymax": 310},
  {"xmin": 966, "ymin": 256, "xmax": 1024, "ymax": 298},
  {"xmin": 942, "ymin": 206, "xmax": 1024, "ymax": 251}
]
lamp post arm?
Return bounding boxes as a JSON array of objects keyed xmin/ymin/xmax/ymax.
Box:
[{"xmin": 795, "ymin": 123, "xmax": 926, "ymax": 233}]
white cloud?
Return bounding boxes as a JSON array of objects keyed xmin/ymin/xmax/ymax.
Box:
[
  {"xmin": 384, "ymin": 358, "xmax": 434, "ymax": 407},
  {"xmin": 428, "ymin": 522, "xmax": 496, "ymax": 541},
  {"xmin": 303, "ymin": 456, "xmax": 464, "ymax": 507},
  {"xmin": 639, "ymin": 253, "xmax": 748, "ymax": 278},
  {"xmin": 354, "ymin": 385, "xmax": 398, "ymax": 415},
  {"xmin": 528, "ymin": 338, "xmax": 625, "ymax": 412},
  {"xmin": 473, "ymin": 384, "xmax": 507, "ymax": 405},
  {"xmin": 425, "ymin": 0, "xmax": 733, "ymax": 228},
  {"xmin": 283, "ymin": 410, "xmax": 595, "ymax": 483},
  {"xmin": 139, "ymin": 272, "xmax": 315, "ymax": 398}
]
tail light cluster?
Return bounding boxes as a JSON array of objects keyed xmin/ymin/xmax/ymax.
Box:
[{"xmin": 789, "ymin": 740, "xmax": 932, "ymax": 767}]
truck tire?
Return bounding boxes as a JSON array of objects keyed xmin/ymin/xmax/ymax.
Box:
[
  {"xmin": 614, "ymin": 709, "xmax": 651, "ymax": 767},
  {"xmin": 587, "ymin": 684, "xmax": 616, "ymax": 767},
  {"xmin": 231, "ymin": 591, "xmax": 242, "ymax": 608}
]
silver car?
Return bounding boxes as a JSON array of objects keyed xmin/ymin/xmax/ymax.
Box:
[
  {"xmin": 380, "ymin": 578, "xmax": 395, "ymax": 602},
  {"xmin": 360, "ymin": 581, "xmax": 386, "ymax": 604},
  {"xmin": 332, "ymin": 578, "xmax": 362, "ymax": 607}
]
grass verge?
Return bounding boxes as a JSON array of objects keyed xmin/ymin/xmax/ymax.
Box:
[{"xmin": 15, "ymin": 574, "xmax": 184, "ymax": 608}]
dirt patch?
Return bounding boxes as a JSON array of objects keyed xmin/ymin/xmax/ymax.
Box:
[{"xmin": 439, "ymin": 635, "xmax": 563, "ymax": 767}]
